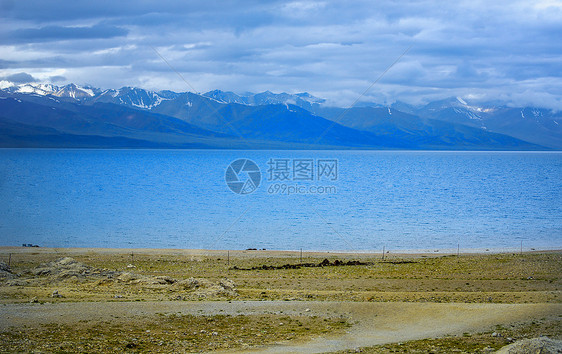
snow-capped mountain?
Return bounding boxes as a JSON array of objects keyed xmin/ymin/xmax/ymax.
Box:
[
  {"xmin": 93, "ymin": 87, "xmax": 181, "ymax": 109},
  {"xmin": 202, "ymin": 89, "xmax": 326, "ymax": 111},
  {"xmin": 0, "ymin": 82, "xmax": 559, "ymax": 149},
  {"xmin": 1, "ymin": 82, "xmax": 98, "ymax": 99}
]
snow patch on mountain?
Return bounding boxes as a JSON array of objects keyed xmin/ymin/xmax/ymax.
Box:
[
  {"xmin": 456, "ymin": 96, "xmax": 467, "ymax": 105},
  {"xmin": 0, "ymin": 81, "xmax": 15, "ymax": 90},
  {"xmin": 454, "ymin": 107, "xmax": 482, "ymax": 120},
  {"xmin": 15, "ymin": 83, "xmax": 58, "ymax": 96}
]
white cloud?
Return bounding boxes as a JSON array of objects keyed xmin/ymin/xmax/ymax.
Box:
[{"xmin": 280, "ymin": 1, "xmax": 326, "ymax": 15}]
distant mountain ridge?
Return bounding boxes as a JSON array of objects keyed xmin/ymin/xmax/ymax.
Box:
[{"xmin": 0, "ymin": 82, "xmax": 559, "ymax": 149}]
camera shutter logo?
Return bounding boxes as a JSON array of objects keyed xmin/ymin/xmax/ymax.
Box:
[{"xmin": 225, "ymin": 159, "xmax": 261, "ymax": 194}]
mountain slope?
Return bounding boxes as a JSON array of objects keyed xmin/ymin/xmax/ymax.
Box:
[
  {"xmin": 0, "ymin": 95, "xmax": 247, "ymax": 148},
  {"xmin": 415, "ymin": 97, "xmax": 562, "ymax": 149},
  {"xmin": 0, "ymin": 93, "xmax": 410, "ymax": 149},
  {"xmin": 150, "ymin": 93, "xmax": 414, "ymax": 148},
  {"xmin": 313, "ymin": 105, "xmax": 543, "ymax": 150}
]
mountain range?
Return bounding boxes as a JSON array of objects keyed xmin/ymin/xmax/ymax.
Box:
[{"xmin": 0, "ymin": 82, "xmax": 560, "ymax": 150}]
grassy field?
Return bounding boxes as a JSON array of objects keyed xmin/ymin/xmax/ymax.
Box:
[
  {"xmin": 0, "ymin": 313, "xmax": 351, "ymax": 353},
  {"xmin": 1, "ymin": 249, "xmax": 560, "ymax": 303}
]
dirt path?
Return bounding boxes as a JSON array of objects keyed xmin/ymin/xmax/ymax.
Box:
[
  {"xmin": 248, "ymin": 302, "xmax": 561, "ymax": 353},
  {"xmin": 1, "ymin": 301, "xmax": 560, "ymax": 353}
]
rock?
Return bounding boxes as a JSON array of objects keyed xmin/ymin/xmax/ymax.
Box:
[
  {"xmin": 126, "ymin": 264, "xmax": 136, "ymax": 268},
  {"xmin": 218, "ymin": 278, "xmax": 235, "ymax": 291},
  {"xmin": 175, "ymin": 278, "xmax": 237, "ymax": 298},
  {"xmin": 33, "ymin": 257, "xmax": 89, "ymax": 278},
  {"xmin": 133, "ymin": 275, "xmax": 176, "ymax": 285},
  {"xmin": 30, "ymin": 296, "xmax": 38, "ymax": 303},
  {"xmin": 496, "ymin": 337, "xmax": 562, "ymax": 354},
  {"xmin": 0, "ymin": 261, "xmax": 16, "ymax": 279},
  {"xmin": 51, "ymin": 290, "xmax": 63, "ymax": 298},
  {"xmin": 116, "ymin": 272, "xmax": 138, "ymax": 282},
  {"xmin": 6, "ymin": 279, "xmax": 28, "ymax": 286},
  {"xmin": 176, "ymin": 277, "xmax": 212, "ymax": 290},
  {"xmin": 32, "ymin": 257, "xmax": 119, "ymax": 282}
]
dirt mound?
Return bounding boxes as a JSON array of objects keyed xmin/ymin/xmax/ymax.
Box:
[
  {"xmin": 496, "ymin": 337, "xmax": 562, "ymax": 353},
  {"xmin": 175, "ymin": 277, "xmax": 237, "ymax": 298}
]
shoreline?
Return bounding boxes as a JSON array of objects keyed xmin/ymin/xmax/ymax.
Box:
[{"xmin": 1, "ymin": 246, "xmax": 561, "ymax": 257}]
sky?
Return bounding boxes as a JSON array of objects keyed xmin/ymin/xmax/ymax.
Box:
[{"xmin": 0, "ymin": 0, "xmax": 561, "ymax": 109}]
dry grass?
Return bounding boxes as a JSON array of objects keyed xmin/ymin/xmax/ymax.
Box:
[{"xmin": 1, "ymin": 250, "xmax": 560, "ymax": 304}]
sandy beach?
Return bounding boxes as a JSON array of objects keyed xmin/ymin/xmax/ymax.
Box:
[{"xmin": 1, "ymin": 247, "xmax": 560, "ymax": 352}]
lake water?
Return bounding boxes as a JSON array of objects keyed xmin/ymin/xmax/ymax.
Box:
[{"xmin": 0, "ymin": 149, "xmax": 560, "ymax": 252}]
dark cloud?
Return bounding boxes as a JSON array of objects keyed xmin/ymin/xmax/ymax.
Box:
[
  {"xmin": 2, "ymin": 24, "xmax": 128, "ymax": 44},
  {"xmin": 2, "ymin": 72, "xmax": 36, "ymax": 83},
  {"xmin": 0, "ymin": 0, "xmax": 15, "ymax": 12},
  {"xmin": 2, "ymin": 1, "xmax": 280, "ymax": 23}
]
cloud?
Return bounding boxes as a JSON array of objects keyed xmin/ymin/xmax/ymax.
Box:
[
  {"xmin": 49, "ymin": 75, "xmax": 66, "ymax": 82},
  {"xmin": 1, "ymin": 72, "xmax": 36, "ymax": 83},
  {"xmin": 0, "ymin": 0, "xmax": 560, "ymax": 109}
]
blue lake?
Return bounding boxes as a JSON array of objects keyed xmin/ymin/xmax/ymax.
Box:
[{"xmin": 0, "ymin": 149, "xmax": 560, "ymax": 252}]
